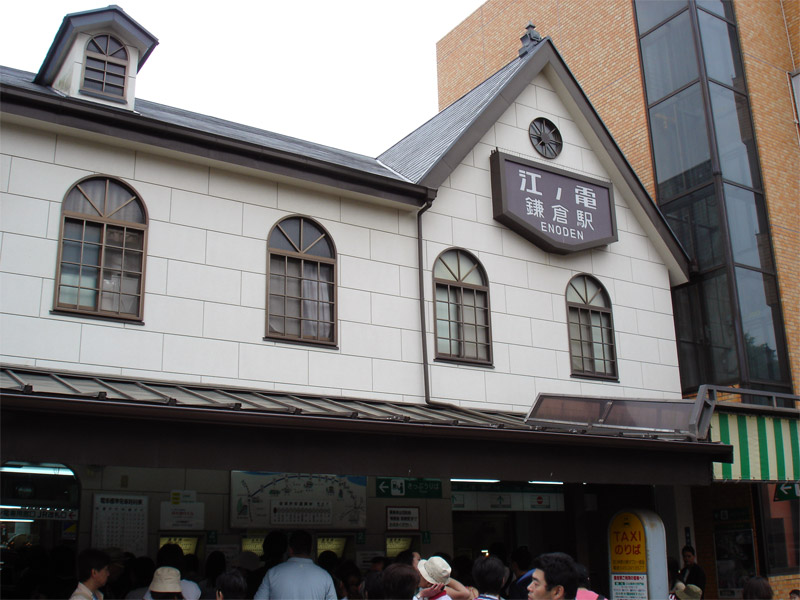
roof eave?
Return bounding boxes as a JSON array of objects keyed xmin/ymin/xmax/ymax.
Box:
[{"xmin": 0, "ymin": 82, "xmax": 433, "ymax": 208}]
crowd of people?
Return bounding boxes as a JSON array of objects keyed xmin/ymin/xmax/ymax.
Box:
[{"xmin": 2, "ymin": 532, "xmax": 793, "ymax": 600}]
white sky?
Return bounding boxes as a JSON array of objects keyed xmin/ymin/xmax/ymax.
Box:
[{"xmin": 0, "ymin": 1, "xmax": 488, "ymax": 157}]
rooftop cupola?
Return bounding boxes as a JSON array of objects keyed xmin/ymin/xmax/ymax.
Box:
[{"xmin": 34, "ymin": 5, "xmax": 158, "ymax": 110}]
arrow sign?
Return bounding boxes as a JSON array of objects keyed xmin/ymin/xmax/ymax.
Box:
[
  {"xmin": 378, "ymin": 481, "xmax": 389, "ymax": 494},
  {"xmin": 774, "ymin": 483, "xmax": 800, "ymax": 501}
]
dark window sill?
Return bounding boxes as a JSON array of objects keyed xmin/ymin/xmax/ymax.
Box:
[
  {"xmin": 263, "ymin": 335, "xmax": 338, "ymax": 351},
  {"xmin": 434, "ymin": 357, "xmax": 494, "ymax": 369},
  {"xmin": 570, "ymin": 372, "xmax": 619, "ymax": 383},
  {"xmin": 50, "ymin": 308, "xmax": 144, "ymax": 325}
]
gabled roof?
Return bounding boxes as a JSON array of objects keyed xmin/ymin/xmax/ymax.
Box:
[
  {"xmin": 379, "ymin": 36, "xmax": 691, "ymax": 282},
  {"xmin": 34, "ymin": 5, "xmax": 158, "ymax": 87}
]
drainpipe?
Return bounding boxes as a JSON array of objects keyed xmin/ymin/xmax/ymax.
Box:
[{"xmin": 416, "ymin": 195, "xmax": 434, "ymax": 404}]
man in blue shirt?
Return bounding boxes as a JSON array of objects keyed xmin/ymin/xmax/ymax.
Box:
[{"xmin": 254, "ymin": 530, "xmax": 337, "ymax": 600}]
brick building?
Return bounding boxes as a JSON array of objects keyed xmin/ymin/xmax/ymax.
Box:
[{"xmin": 438, "ymin": 1, "xmax": 799, "ymax": 596}]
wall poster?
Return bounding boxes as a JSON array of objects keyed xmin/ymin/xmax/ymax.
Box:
[
  {"xmin": 92, "ymin": 493, "xmax": 148, "ymax": 557},
  {"xmin": 230, "ymin": 472, "xmax": 366, "ymax": 529}
]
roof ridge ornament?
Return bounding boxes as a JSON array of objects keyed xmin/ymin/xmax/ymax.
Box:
[{"xmin": 519, "ymin": 22, "xmax": 543, "ymax": 57}]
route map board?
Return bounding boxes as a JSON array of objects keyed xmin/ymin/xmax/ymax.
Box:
[{"xmin": 230, "ymin": 472, "xmax": 366, "ymax": 529}]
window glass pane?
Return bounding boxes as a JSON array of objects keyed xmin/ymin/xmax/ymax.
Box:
[
  {"xmin": 125, "ymin": 229, "xmax": 144, "ymax": 250},
  {"xmin": 702, "ymin": 270, "xmax": 739, "ymax": 383},
  {"xmin": 270, "ymin": 275, "xmax": 285, "ymax": 296},
  {"xmin": 88, "ymin": 39, "xmax": 103, "ymax": 53},
  {"xmin": 287, "ymin": 258, "xmax": 301, "ymax": 278},
  {"xmin": 104, "ymin": 247, "xmax": 123, "ymax": 269},
  {"xmin": 269, "ymin": 295, "xmax": 285, "ymax": 315},
  {"xmin": 107, "ymin": 74, "xmax": 125, "ymax": 87},
  {"xmin": 306, "ymin": 237, "xmax": 333, "ymax": 258},
  {"xmin": 457, "ymin": 251, "xmax": 477, "ymax": 280},
  {"xmin": 62, "ymin": 241, "xmax": 82, "ymax": 263},
  {"xmin": 59, "ymin": 286, "xmax": 79, "ymax": 306},
  {"xmin": 566, "ymin": 280, "xmax": 583, "ymax": 303},
  {"xmin": 640, "ymin": 11, "xmax": 698, "ymax": 104},
  {"xmin": 101, "ymin": 293, "xmax": 120, "ymax": 312},
  {"xmin": 662, "ymin": 185, "xmax": 723, "ymax": 270},
  {"xmin": 280, "ymin": 218, "xmax": 301, "ymax": 246},
  {"xmin": 270, "ymin": 256, "xmax": 285, "ymax": 274},
  {"xmin": 107, "ymin": 63, "xmax": 125, "ymax": 75},
  {"xmin": 434, "ymin": 251, "xmax": 458, "ymax": 281},
  {"xmin": 724, "ymin": 185, "xmax": 772, "ymax": 270},
  {"xmin": 270, "ymin": 228, "xmax": 295, "ymax": 252},
  {"xmin": 123, "ymin": 250, "xmax": 143, "ymax": 272},
  {"xmin": 65, "ymin": 188, "xmax": 101, "ymax": 216},
  {"xmin": 736, "ymin": 268, "xmax": 786, "ymax": 382},
  {"xmin": 60, "ymin": 264, "xmax": 80, "ymax": 287},
  {"xmin": 285, "ymin": 318, "xmax": 300, "ymax": 337},
  {"xmin": 286, "ymin": 298, "xmax": 300, "ymax": 318},
  {"xmin": 102, "ymin": 270, "xmax": 120, "ymax": 292},
  {"xmin": 699, "ymin": 11, "xmax": 745, "ymax": 91},
  {"xmin": 63, "ymin": 219, "xmax": 84, "ymax": 240},
  {"xmin": 78, "ymin": 288, "xmax": 97, "ymax": 308},
  {"xmin": 269, "ymin": 315, "xmax": 285, "ymax": 335},
  {"xmin": 650, "ymin": 84, "xmax": 713, "ymax": 200},
  {"xmin": 120, "ymin": 295, "xmax": 139, "ymax": 315},
  {"xmin": 709, "ymin": 83, "xmax": 761, "ymax": 189},
  {"xmin": 634, "ymin": 0, "xmax": 688, "ymax": 33},
  {"xmin": 81, "ymin": 266, "xmax": 99, "ymax": 289},
  {"xmin": 84, "ymin": 79, "xmax": 103, "ymax": 92},
  {"xmin": 86, "ymin": 57, "xmax": 105, "ymax": 70},
  {"xmin": 673, "ymin": 284, "xmax": 705, "ymax": 390},
  {"xmin": 121, "ymin": 274, "xmax": 140, "ymax": 294},
  {"xmin": 462, "ymin": 265, "xmax": 484, "ymax": 285},
  {"xmin": 84, "ymin": 223, "xmax": 103, "ymax": 243},
  {"xmin": 103, "ymin": 223, "xmax": 122, "ymax": 246},
  {"xmin": 107, "ymin": 37, "xmax": 124, "ymax": 56},
  {"xmin": 697, "ymin": 0, "xmax": 735, "ymax": 20}
]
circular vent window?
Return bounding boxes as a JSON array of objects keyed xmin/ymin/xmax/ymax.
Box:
[{"xmin": 528, "ymin": 117, "xmax": 563, "ymax": 159}]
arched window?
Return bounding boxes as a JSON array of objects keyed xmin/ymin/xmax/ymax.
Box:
[
  {"xmin": 433, "ymin": 249, "xmax": 492, "ymax": 364},
  {"xmin": 566, "ymin": 275, "xmax": 617, "ymax": 379},
  {"xmin": 82, "ymin": 34, "xmax": 128, "ymax": 98},
  {"xmin": 267, "ymin": 216, "xmax": 336, "ymax": 345},
  {"xmin": 55, "ymin": 177, "xmax": 147, "ymax": 320}
]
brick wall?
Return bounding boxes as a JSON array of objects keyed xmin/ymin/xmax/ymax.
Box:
[{"xmin": 734, "ymin": 0, "xmax": 800, "ymax": 396}]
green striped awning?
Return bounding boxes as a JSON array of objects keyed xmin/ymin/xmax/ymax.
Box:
[{"xmin": 711, "ymin": 412, "xmax": 800, "ymax": 481}]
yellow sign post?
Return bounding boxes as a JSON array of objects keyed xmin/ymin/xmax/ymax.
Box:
[{"xmin": 608, "ymin": 510, "xmax": 667, "ymax": 599}]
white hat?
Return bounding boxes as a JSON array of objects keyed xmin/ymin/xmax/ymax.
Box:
[
  {"xmin": 418, "ymin": 556, "xmax": 451, "ymax": 585},
  {"xmin": 675, "ymin": 584, "xmax": 703, "ymax": 599},
  {"xmin": 149, "ymin": 566, "xmax": 182, "ymax": 593}
]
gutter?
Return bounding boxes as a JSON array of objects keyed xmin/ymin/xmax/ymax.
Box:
[{"xmin": 416, "ymin": 199, "xmax": 434, "ymax": 403}]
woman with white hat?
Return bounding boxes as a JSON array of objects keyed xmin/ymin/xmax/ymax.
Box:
[{"xmin": 149, "ymin": 567, "xmax": 184, "ymax": 600}]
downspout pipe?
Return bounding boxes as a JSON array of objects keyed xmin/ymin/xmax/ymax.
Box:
[{"xmin": 416, "ymin": 196, "xmax": 434, "ymax": 404}]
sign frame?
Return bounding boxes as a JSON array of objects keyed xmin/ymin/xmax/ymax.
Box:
[
  {"xmin": 386, "ymin": 506, "xmax": 420, "ymax": 531},
  {"xmin": 490, "ymin": 150, "xmax": 617, "ymax": 254}
]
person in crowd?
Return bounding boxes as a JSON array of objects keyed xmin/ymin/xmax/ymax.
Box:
[
  {"xmin": 742, "ymin": 576, "xmax": 773, "ymax": 600},
  {"xmin": 395, "ymin": 550, "xmax": 421, "ymax": 569},
  {"xmin": 214, "ymin": 569, "xmax": 247, "ymax": 600},
  {"xmin": 417, "ymin": 556, "xmax": 453, "ymax": 600},
  {"xmin": 507, "ymin": 547, "xmax": 533, "ymax": 600},
  {"xmin": 141, "ymin": 544, "xmax": 200, "ymax": 600},
  {"xmin": 471, "ymin": 555, "xmax": 507, "ymax": 600},
  {"xmin": 574, "ymin": 564, "xmax": 605, "ymax": 600},
  {"xmin": 381, "ymin": 563, "xmax": 419, "ymax": 600},
  {"xmin": 451, "ymin": 555, "xmax": 478, "ymax": 600},
  {"xmin": 149, "ymin": 566, "xmax": 185, "ymax": 600},
  {"xmin": 789, "ymin": 589, "xmax": 800, "ymax": 600},
  {"xmin": 337, "ymin": 559, "xmax": 364, "ymax": 599},
  {"xmin": 262, "ymin": 530, "xmax": 289, "ymax": 571},
  {"xmin": 361, "ymin": 570, "xmax": 385, "ymax": 599},
  {"xmin": 126, "ymin": 557, "xmax": 157, "ymax": 600},
  {"xmin": 369, "ymin": 556, "xmax": 388, "ymax": 572},
  {"xmin": 679, "ymin": 546, "xmax": 706, "ymax": 599},
  {"xmin": 199, "ymin": 551, "xmax": 226, "ymax": 600},
  {"xmin": 232, "ymin": 550, "xmax": 264, "ymax": 598},
  {"xmin": 71, "ymin": 548, "xmax": 111, "ymax": 600},
  {"xmin": 526, "ymin": 552, "xmax": 580, "ymax": 600},
  {"xmin": 253, "ymin": 529, "xmax": 337, "ymax": 600}
]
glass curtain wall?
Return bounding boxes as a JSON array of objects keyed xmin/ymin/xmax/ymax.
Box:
[{"xmin": 633, "ymin": 0, "xmax": 790, "ymax": 392}]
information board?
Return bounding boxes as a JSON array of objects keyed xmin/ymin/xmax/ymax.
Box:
[
  {"xmin": 92, "ymin": 493, "xmax": 147, "ymax": 557},
  {"xmin": 230, "ymin": 472, "xmax": 366, "ymax": 529}
]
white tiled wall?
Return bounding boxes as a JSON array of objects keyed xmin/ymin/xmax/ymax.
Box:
[{"xmin": 0, "ymin": 64, "xmax": 682, "ymax": 414}]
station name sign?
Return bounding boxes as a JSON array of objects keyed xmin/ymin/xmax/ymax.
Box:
[{"xmin": 490, "ymin": 151, "xmax": 617, "ymax": 254}]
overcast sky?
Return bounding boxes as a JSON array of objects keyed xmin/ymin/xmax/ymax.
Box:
[{"xmin": 0, "ymin": 1, "xmax": 490, "ymax": 157}]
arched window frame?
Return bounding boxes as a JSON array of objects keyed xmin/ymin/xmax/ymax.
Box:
[
  {"xmin": 566, "ymin": 274, "xmax": 618, "ymax": 380},
  {"xmin": 54, "ymin": 176, "xmax": 148, "ymax": 321},
  {"xmin": 81, "ymin": 34, "xmax": 128, "ymax": 99},
  {"xmin": 433, "ymin": 248, "xmax": 493, "ymax": 365},
  {"xmin": 266, "ymin": 215, "xmax": 337, "ymax": 346}
]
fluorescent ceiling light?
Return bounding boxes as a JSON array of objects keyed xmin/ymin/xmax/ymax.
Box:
[
  {"xmin": 0, "ymin": 466, "xmax": 75, "ymax": 476},
  {"xmin": 528, "ymin": 480, "xmax": 564, "ymax": 485},
  {"xmin": 450, "ymin": 479, "xmax": 500, "ymax": 483},
  {"xmin": 1, "ymin": 518, "xmax": 34, "ymax": 522},
  {"xmin": 0, "ymin": 505, "xmax": 23, "ymax": 510}
]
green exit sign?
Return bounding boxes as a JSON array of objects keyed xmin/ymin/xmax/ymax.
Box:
[
  {"xmin": 774, "ymin": 483, "xmax": 800, "ymax": 501},
  {"xmin": 376, "ymin": 478, "xmax": 442, "ymax": 499}
]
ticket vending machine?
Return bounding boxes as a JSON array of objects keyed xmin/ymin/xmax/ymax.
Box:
[{"xmin": 607, "ymin": 509, "xmax": 668, "ymax": 600}]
